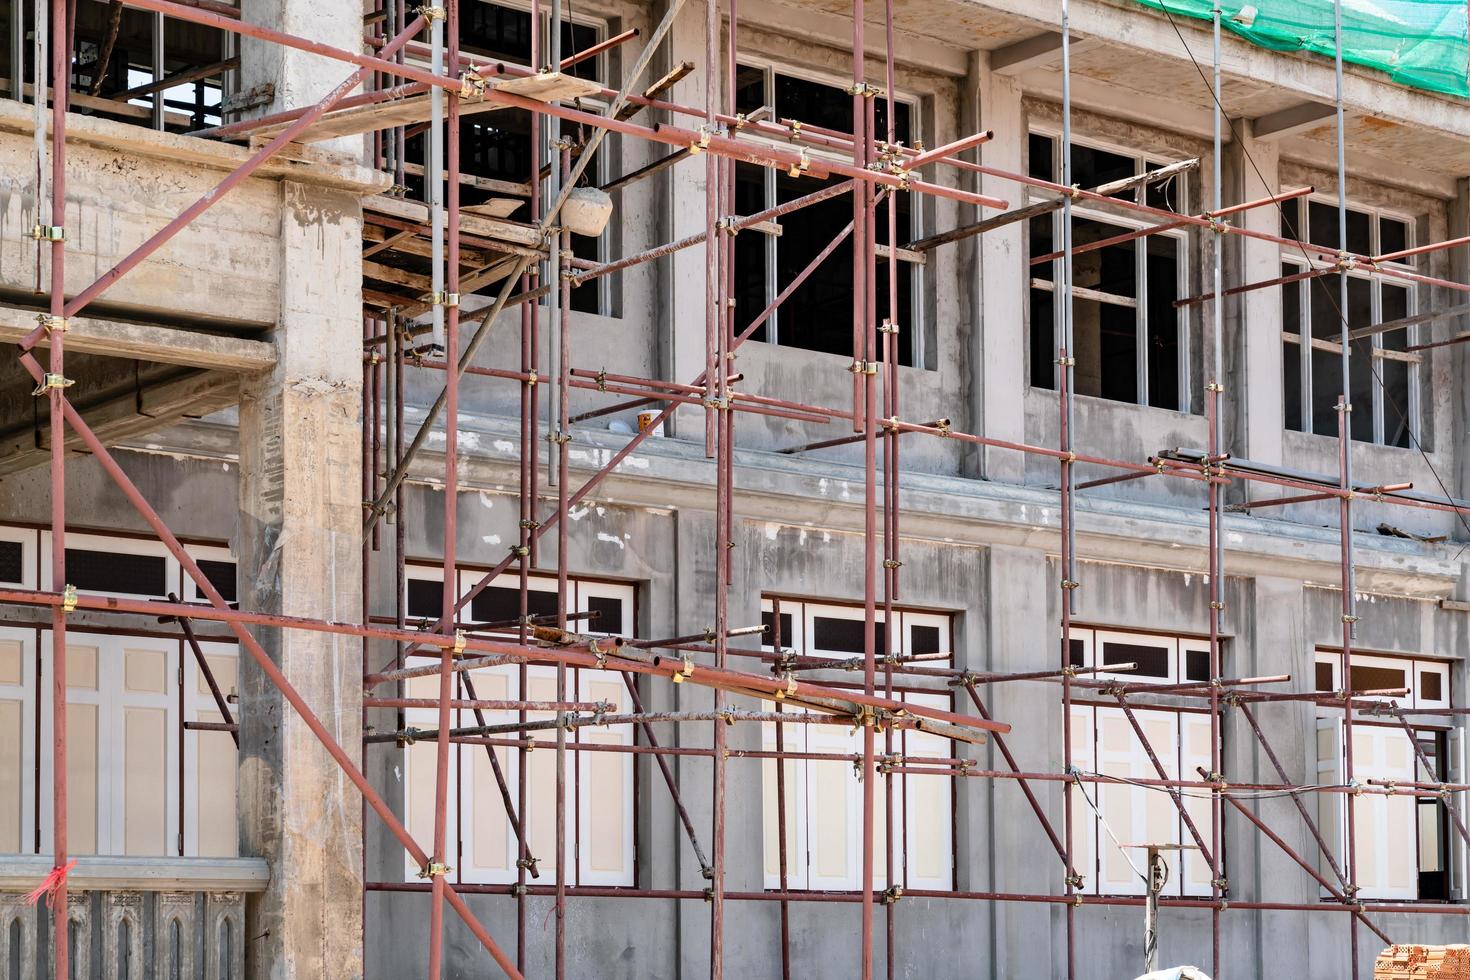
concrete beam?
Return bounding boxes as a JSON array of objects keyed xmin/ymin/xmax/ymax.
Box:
[
  {"xmin": 0, "ymin": 99, "xmax": 387, "ymax": 196},
  {"xmin": 0, "ymin": 307, "xmax": 277, "ymax": 373},
  {"xmin": 0, "ymin": 369, "xmax": 240, "ymax": 476},
  {"xmin": 1250, "ymin": 101, "xmax": 1339, "ymax": 140},
  {"xmin": 991, "ymin": 31, "xmax": 1095, "ymax": 74}
]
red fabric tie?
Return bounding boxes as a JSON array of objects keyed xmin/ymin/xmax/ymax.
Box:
[{"xmin": 24, "ymin": 859, "xmax": 76, "ymax": 908}]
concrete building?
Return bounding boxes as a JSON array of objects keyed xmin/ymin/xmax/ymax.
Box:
[{"xmin": 0, "ymin": 0, "xmax": 1468, "ymax": 977}]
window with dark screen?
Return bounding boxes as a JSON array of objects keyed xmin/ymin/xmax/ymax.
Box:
[
  {"xmin": 1280, "ymin": 201, "xmax": 1421, "ymax": 447},
  {"xmin": 1028, "ymin": 133, "xmax": 1189, "ymax": 411},
  {"xmin": 733, "ymin": 63, "xmax": 922, "ymax": 365},
  {"xmin": 66, "ymin": 549, "xmax": 167, "ymax": 597}
]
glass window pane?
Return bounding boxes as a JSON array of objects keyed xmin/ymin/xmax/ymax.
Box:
[
  {"xmin": 1346, "ymin": 209, "xmax": 1372, "ymax": 256},
  {"xmin": 1280, "ymin": 198, "xmax": 1304, "ymax": 243},
  {"xmin": 1308, "ymin": 201, "xmax": 1339, "ymax": 250},
  {"xmin": 1030, "ymin": 287, "xmax": 1056, "ymax": 390},
  {"xmin": 1347, "ymin": 277, "xmax": 1374, "ymax": 441},
  {"xmin": 1072, "ymin": 219, "xmax": 1137, "ymax": 403},
  {"xmin": 773, "ymin": 73, "xmax": 853, "ymax": 135},
  {"xmin": 1283, "ymin": 265, "xmax": 1304, "ymax": 432},
  {"xmin": 1100, "ymin": 641, "xmax": 1170, "ymax": 678},
  {"xmin": 773, "ymin": 171, "xmax": 853, "ymax": 356},
  {"xmin": 735, "ymin": 163, "xmax": 769, "ymax": 340},
  {"xmin": 735, "ymin": 64, "xmax": 765, "ymax": 115},
  {"xmin": 1145, "ymin": 235, "xmax": 1180, "ymax": 409},
  {"xmin": 1144, "ymin": 161, "xmax": 1183, "ymax": 212},
  {"xmin": 1073, "ymin": 145, "xmax": 1137, "ymax": 199},
  {"xmin": 1029, "ymin": 133, "xmax": 1055, "ymax": 182},
  {"xmin": 1380, "ymin": 218, "xmax": 1410, "ymax": 259},
  {"xmin": 1380, "ymin": 282, "xmax": 1414, "ymax": 446}
]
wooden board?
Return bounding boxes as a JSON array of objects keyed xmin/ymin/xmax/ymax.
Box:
[
  {"xmin": 492, "ymin": 71, "xmax": 603, "ymax": 102},
  {"xmin": 250, "ymin": 93, "xmax": 509, "ymax": 143}
]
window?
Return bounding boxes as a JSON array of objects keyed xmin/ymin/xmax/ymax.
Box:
[
  {"xmin": 733, "ymin": 63, "xmax": 923, "ymax": 364},
  {"xmin": 401, "ymin": 569, "xmax": 636, "ymax": 886},
  {"xmin": 1069, "ymin": 704, "xmax": 1215, "ymax": 896},
  {"xmin": 759, "ymin": 598, "xmax": 954, "ymax": 891},
  {"xmin": 1280, "ymin": 199, "xmax": 1420, "ymax": 447},
  {"xmin": 1068, "ymin": 627, "xmax": 1218, "ymax": 686},
  {"xmin": 383, "ymin": 1, "xmax": 611, "ymax": 316},
  {"xmin": 7, "ymin": 628, "xmax": 240, "ymax": 858},
  {"xmin": 1313, "ymin": 651, "xmax": 1454, "ymax": 901},
  {"xmin": 1028, "ymin": 132, "xmax": 1190, "ymax": 411}
]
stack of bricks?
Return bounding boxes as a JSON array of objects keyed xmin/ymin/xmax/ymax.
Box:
[{"xmin": 1375, "ymin": 945, "xmax": 1470, "ymax": 979}]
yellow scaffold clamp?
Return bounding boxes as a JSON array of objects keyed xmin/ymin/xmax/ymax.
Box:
[
  {"xmin": 417, "ymin": 862, "xmax": 451, "ymax": 879},
  {"xmin": 61, "ymin": 584, "xmax": 77, "ymax": 613},
  {"xmin": 672, "ymin": 655, "xmax": 695, "ymax": 683}
]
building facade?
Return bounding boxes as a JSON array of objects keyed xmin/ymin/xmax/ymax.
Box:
[{"xmin": 1, "ymin": 0, "xmax": 1469, "ymax": 977}]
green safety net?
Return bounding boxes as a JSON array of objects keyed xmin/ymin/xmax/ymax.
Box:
[{"xmin": 1132, "ymin": 0, "xmax": 1470, "ymax": 98}]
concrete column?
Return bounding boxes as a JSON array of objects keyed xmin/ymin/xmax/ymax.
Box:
[
  {"xmin": 973, "ymin": 59, "xmax": 1027, "ymax": 483},
  {"xmin": 238, "ymin": 0, "xmax": 364, "ymax": 160},
  {"xmin": 1450, "ymin": 178, "xmax": 1470, "ymax": 508},
  {"xmin": 1227, "ymin": 119, "xmax": 1283, "ymax": 474},
  {"xmin": 981, "ymin": 544, "xmax": 1058, "ymax": 979},
  {"xmin": 236, "ymin": 180, "xmax": 365, "ymax": 980},
  {"xmin": 662, "ymin": 0, "xmax": 712, "ymax": 441}
]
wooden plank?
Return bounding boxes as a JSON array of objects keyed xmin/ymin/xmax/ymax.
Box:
[
  {"xmin": 615, "ymin": 61, "xmax": 694, "ymax": 122},
  {"xmin": 909, "ymin": 157, "xmax": 1198, "ymax": 252},
  {"xmin": 364, "ymin": 261, "xmax": 432, "ymax": 291},
  {"xmin": 366, "ymin": 194, "xmax": 543, "ymax": 248},
  {"xmin": 1029, "ymin": 278, "xmax": 1137, "ymax": 309},
  {"xmin": 876, "ymin": 242, "xmax": 924, "ymax": 265},
  {"xmin": 492, "ymin": 71, "xmax": 604, "ymax": 102},
  {"xmin": 398, "ymin": 161, "xmax": 530, "ymax": 197},
  {"xmin": 251, "ymin": 92, "xmax": 511, "ymax": 143},
  {"xmin": 0, "ymin": 79, "xmax": 193, "ymax": 128},
  {"xmin": 0, "ymin": 307, "xmax": 275, "ymax": 372}
]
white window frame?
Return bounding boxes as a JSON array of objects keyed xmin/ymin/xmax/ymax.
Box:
[
  {"xmin": 733, "ymin": 59, "xmax": 926, "ymax": 366},
  {"xmin": 1313, "ymin": 649, "xmax": 1450, "ymax": 709},
  {"xmin": 432, "ymin": 0, "xmax": 614, "ymax": 316},
  {"xmin": 181, "ymin": 543, "xmax": 237, "ymax": 605},
  {"xmin": 1069, "ymin": 626, "xmax": 1214, "ymax": 687},
  {"xmin": 1280, "ymin": 198, "xmax": 1421, "ymax": 446},
  {"xmin": 1069, "ymin": 702, "xmax": 1215, "ymax": 897},
  {"xmin": 759, "ymin": 597, "xmax": 955, "ymax": 891},
  {"xmin": 183, "ymin": 639, "xmax": 240, "ymax": 857},
  {"xmin": 1027, "ymin": 129, "xmax": 1192, "ymax": 411},
  {"xmin": 401, "ymin": 568, "xmax": 637, "ymax": 887},
  {"xmin": 0, "ymin": 525, "xmax": 39, "ymax": 589},
  {"xmin": 38, "ymin": 629, "xmax": 182, "ymax": 857},
  {"xmin": 0, "ymin": 625, "xmax": 38, "ymax": 854},
  {"xmin": 41, "ymin": 530, "xmax": 180, "ymax": 601}
]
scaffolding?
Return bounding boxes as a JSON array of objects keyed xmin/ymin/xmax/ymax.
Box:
[{"xmin": 10, "ymin": 0, "xmax": 1470, "ymax": 977}]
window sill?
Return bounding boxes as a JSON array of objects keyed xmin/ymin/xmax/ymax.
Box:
[{"xmin": 0, "ymin": 854, "xmax": 269, "ymax": 893}]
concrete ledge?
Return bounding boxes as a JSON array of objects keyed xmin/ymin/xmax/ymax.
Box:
[
  {"xmin": 0, "ymin": 854, "xmax": 270, "ymax": 892},
  {"xmin": 0, "ymin": 306, "xmax": 277, "ymax": 373},
  {"xmin": 0, "ymin": 99, "xmax": 389, "ymax": 196}
]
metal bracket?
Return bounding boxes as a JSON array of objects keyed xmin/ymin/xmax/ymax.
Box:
[
  {"xmin": 415, "ymin": 4, "xmax": 446, "ymax": 20},
  {"xmin": 848, "ymin": 81, "xmax": 883, "ymax": 98},
  {"xmin": 458, "ymin": 71, "xmax": 486, "ymax": 100},
  {"xmin": 849, "ymin": 360, "xmax": 879, "ymax": 376},
  {"xmin": 774, "ymin": 671, "xmax": 797, "ymax": 700},
  {"xmin": 432, "ymin": 291, "xmax": 460, "ymax": 308},
  {"xmin": 61, "ymin": 584, "xmax": 78, "ymax": 613},
  {"xmin": 417, "ymin": 862, "xmax": 451, "ymax": 878},
  {"xmin": 524, "ymin": 370, "xmax": 539, "ymax": 387},
  {"xmin": 883, "ymin": 558, "xmax": 902, "ymax": 570},
  {"xmin": 787, "ymin": 149, "xmax": 811, "ymax": 178},
  {"xmin": 36, "ymin": 313, "xmax": 68, "ymax": 334},
  {"xmin": 671, "ymin": 655, "xmax": 694, "ymax": 683},
  {"xmin": 28, "ymin": 225, "xmax": 65, "ymax": 242},
  {"xmin": 32, "ymin": 373, "xmax": 74, "ymax": 396},
  {"xmin": 451, "ymin": 629, "xmax": 466, "ymax": 655}
]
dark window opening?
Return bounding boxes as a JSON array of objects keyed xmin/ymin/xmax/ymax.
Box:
[
  {"xmin": 1185, "ymin": 649, "xmax": 1209, "ymax": 683},
  {"xmin": 1068, "ymin": 638, "xmax": 1086, "ymax": 670},
  {"xmin": 1029, "ymin": 133, "xmax": 1055, "ymax": 182},
  {"xmin": 196, "ymin": 559, "xmax": 237, "ymax": 604},
  {"xmin": 1100, "ymin": 641, "xmax": 1170, "ymax": 678},
  {"xmin": 1146, "ymin": 235, "xmax": 1180, "ymax": 408},
  {"xmin": 407, "ymin": 579, "xmax": 445, "ymax": 620},
  {"xmin": 66, "ymin": 549, "xmax": 166, "ymax": 597},
  {"xmin": 812, "ymin": 616, "xmax": 888, "ymax": 656},
  {"xmin": 470, "ymin": 585, "xmax": 558, "ymax": 625},
  {"xmin": 586, "ymin": 596, "xmax": 624, "ymax": 634},
  {"xmin": 1418, "ymin": 732, "xmax": 1449, "ymax": 900},
  {"xmin": 0, "ymin": 540, "xmax": 22, "ymax": 584},
  {"xmin": 910, "ymin": 625, "xmax": 942, "ymax": 657},
  {"xmin": 1315, "ymin": 661, "xmax": 1335, "ymax": 692},
  {"xmin": 1347, "ymin": 663, "xmax": 1406, "ymax": 694},
  {"xmin": 1072, "ymin": 219, "xmax": 1138, "ymax": 403},
  {"xmin": 762, "ymin": 610, "xmax": 794, "ymax": 648},
  {"xmin": 459, "ymin": 3, "xmax": 600, "ymax": 80},
  {"xmin": 1420, "ymin": 670, "xmax": 1443, "ymax": 703}
]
